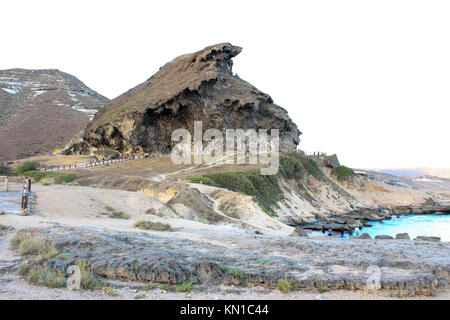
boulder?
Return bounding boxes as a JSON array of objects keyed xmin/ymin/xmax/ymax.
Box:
[
  {"xmin": 0, "ymin": 210, "xmax": 5, "ymax": 215},
  {"xmin": 375, "ymin": 235, "xmax": 394, "ymax": 240},
  {"xmin": 321, "ymin": 154, "xmax": 340, "ymax": 168},
  {"xmin": 395, "ymin": 233, "xmax": 410, "ymax": 240},
  {"xmin": 290, "ymin": 226, "xmax": 309, "ymax": 238},
  {"xmin": 414, "ymin": 236, "xmax": 440, "ymax": 242},
  {"xmin": 359, "ymin": 233, "xmax": 372, "ymax": 239}
]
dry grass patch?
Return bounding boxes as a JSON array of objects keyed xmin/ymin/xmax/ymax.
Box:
[
  {"xmin": 134, "ymin": 220, "xmax": 173, "ymax": 232},
  {"xmin": 11, "ymin": 233, "xmax": 58, "ymax": 259},
  {"xmin": 101, "ymin": 210, "xmax": 129, "ymax": 219}
]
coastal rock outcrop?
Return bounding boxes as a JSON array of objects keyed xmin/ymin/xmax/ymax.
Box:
[
  {"xmin": 84, "ymin": 43, "xmax": 301, "ymax": 155},
  {"xmin": 415, "ymin": 236, "xmax": 441, "ymax": 242},
  {"xmin": 375, "ymin": 235, "xmax": 394, "ymax": 240}
]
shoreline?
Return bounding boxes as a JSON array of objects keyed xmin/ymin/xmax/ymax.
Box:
[{"xmin": 301, "ymin": 202, "xmax": 450, "ymax": 235}]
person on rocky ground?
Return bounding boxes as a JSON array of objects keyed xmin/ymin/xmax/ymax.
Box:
[
  {"xmin": 328, "ymin": 228, "xmax": 333, "ymax": 236},
  {"xmin": 322, "ymin": 225, "xmax": 326, "ymax": 236},
  {"xmin": 354, "ymin": 226, "xmax": 360, "ymax": 238},
  {"xmin": 348, "ymin": 226, "xmax": 353, "ymax": 237},
  {"xmin": 340, "ymin": 226, "xmax": 346, "ymax": 237}
]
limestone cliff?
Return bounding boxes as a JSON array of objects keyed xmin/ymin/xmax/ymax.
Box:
[{"xmin": 84, "ymin": 43, "xmax": 301, "ymax": 154}]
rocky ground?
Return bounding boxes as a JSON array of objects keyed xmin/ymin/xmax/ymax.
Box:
[{"xmin": 0, "ymin": 182, "xmax": 449, "ymax": 300}]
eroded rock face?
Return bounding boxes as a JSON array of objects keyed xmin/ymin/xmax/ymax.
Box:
[
  {"xmin": 321, "ymin": 154, "xmax": 340, "ymax": 168},
  {"xmin": 84, "ymin": 43, "xmax": 301, "ymax": 154}
]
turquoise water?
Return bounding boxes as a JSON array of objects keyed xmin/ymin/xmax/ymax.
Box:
[
  {"xmin": 308, "ymin": 214, "xmax": 450, "ymax": 241},
  {"xmin": 0, "ymin": 191, "xmax": 22, "ymax": 214},
  {"xmin": 361, "ymin": 214, "xmax": 450, "ymax": 241}
]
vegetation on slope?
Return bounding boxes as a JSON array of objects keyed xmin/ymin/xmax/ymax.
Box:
[
  {"xmin": 279, "ymin": 153, "xmax": 324, "ymax": 180},
  {"xmin": 24, "ymin": 171, "xmax": 77, "ymax": 184},
  {"xmin": 331, "ymin": 165, "xmax": 355, "ymax": 181},
  {"xmin": 9, "ymin": 161, "xmax": 77, "ymax": 185},
  {"xmin": 189, "ymin": 153, "xmax": 326, "ymax": 215},
  {"xmin": 190, "ymin": 169, "xmax": 282, "ymax": 216}
]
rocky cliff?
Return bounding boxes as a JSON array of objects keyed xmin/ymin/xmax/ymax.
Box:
[
  {"xmin": 0, "ymin": 69, "xmax": 108, "ymax": 160},
  {"xmin": 84, "ymin": 43, "xmax": 301, "ymax": 155}
]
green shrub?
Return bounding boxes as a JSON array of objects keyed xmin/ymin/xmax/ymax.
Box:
[
  {"xmin": 220, "ymin": 265, "xmax": 246, "ymax": 285},
  {"xmin": 18, "ymin": 263, "xmax": 31, "ymax": 276},
  {"xmin": 161, "ymin": 284, "xmax": 173, "ymax": 291},
  {"xmin": 54, "ymin": 173, "xmax": 76, "ymax": 184},
  {"xmin": 276, "ymin": 279, "xmax": 291, "ymax": 293},
  {"xmin": 27, "ymin": 266, "xmax": 67, "ymax": 288},
  {"xmin": 15, "ymin": 161, "xmax": 39, "ymax": 174},
  {"xmin": 103, "ymin": 286, "xmax": 118, "ymax": 296},
  {"xmin": 56, "ymin": 252, "xmax": 74, "ymax": 260},
  {"xmin": 105, "ymin": 205, "xmax": 115, "ymax": 212},
  {"xmin": 301, "ymin": 158, "xmax": 323, "ymax": 179},
  {"xmin": 279, "ymin": 154, "xmax": 305, "ymax": 179},
  {"xmin": 145, "ymin": 209, "xmax": 163, "ymax": 217},
  {"xmin": 11, "ymin": 233, "xmax": 58, "ymax": 258},
  {"xmin": 331, "ymin": 166, "xmax": 355, "ymax": 181},
  {"xmin": 23, "ymin": 171, "xmax": 77, "ymax": 184},
  {"xmin": 80, "ymin": 269, "xmax": 101, "ymax": 290},
  {"xmin": 176, "ymin": 280, "xmax": 193, "ymax": 292},
  {"xmin": 140, "ymin": 283, "xmax": 156, "ymax": 291},
  {"xmin": 134, "ymin": 220, "xmax": 173, "ymax": 232},
  {"xmin": 0, "ymin": 163, "xmax": 10, "ymax": 174},
  {"xmin": 281, "ymin": 153, "xmax": 323, "ymax": 180},
  {"xmin": 101, "ymin": 210, "xmax": 129, "ymax": 219}
]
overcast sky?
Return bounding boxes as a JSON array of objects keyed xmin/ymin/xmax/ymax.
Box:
[{"xmin": 1, "ymin": 0, "xmax": 449, "ymax": 169}]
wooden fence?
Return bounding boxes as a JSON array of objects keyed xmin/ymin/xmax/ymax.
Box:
[{"xmin": 39, "ymin": 155, "xmax": 145, "ymax": 172}]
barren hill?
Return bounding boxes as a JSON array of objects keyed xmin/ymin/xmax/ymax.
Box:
[
  {"xmin": 0, "ymin": 69, "xmax": 108, "ymax": 161},
  {"xmin": 84, "ymin": 43, "xmax": 301, "ymax": 154}
]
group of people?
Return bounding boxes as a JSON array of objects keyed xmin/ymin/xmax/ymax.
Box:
[{"xmin": 321, "ymin": 225, "xmax": 361, "ymax": 238}]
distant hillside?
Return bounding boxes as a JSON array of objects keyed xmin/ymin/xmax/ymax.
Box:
[
  {"xmin": 419, "ymin": 168, "xmax": 450, "ymax": 179},
  {"xmin": 372, "ymin": 168, "xmax": 450, "ymax": 179},
  {"xmin": 374, "ymin": 168, "xmax": 424, "ymax": 177},
  {"xmin": 0, "ymin": 69, "xmax": 108, "ymax": 161}
]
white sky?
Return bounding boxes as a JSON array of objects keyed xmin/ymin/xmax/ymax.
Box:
[{"xmin": 1, "ymin": 0, "xmax": 449, "ymax": 169}]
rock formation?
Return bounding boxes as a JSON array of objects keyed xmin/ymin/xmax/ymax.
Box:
[
  {"xmin": 84, "ymin": 43, "xmax": 301, "ymax": 155},
  {"xmin": 0, "ymin": 69, "xmax": 108, "ymax": 160}
]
